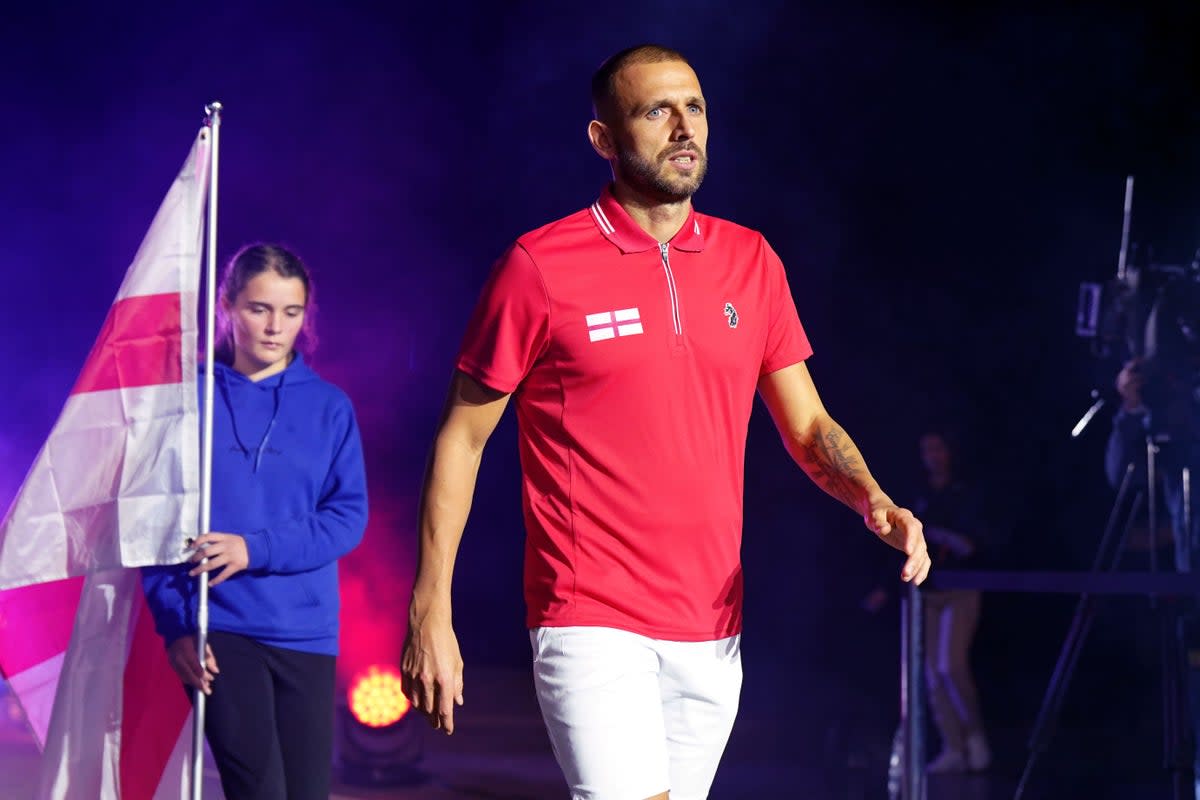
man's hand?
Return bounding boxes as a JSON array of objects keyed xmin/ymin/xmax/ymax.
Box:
[
  {"xmin": 401, "ymin": 610, "xmax": 464, "ymax": 735},
  {"xmin": 187, "ymin": 532, "xmax": 250, "ymax": 586},
  {"xmin": 866, "ymin": 505, "xmax": 931, "ymax": 585},
  {"xmin": 166, "ymin": 635, "xmax": 219, "ymax": 695}
]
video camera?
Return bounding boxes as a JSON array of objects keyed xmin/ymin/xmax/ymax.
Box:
[
  {"xmin": 1072, "ymin": 177, "xmax": 1200, "ymax": 438},
  {"xmin": 1076, "ymin": 254, "xmax": 1200, "ymax": 364}
]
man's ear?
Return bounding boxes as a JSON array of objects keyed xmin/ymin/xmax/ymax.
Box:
[{"xmin": 587, "ymin": 119, "xmax": 616, "ymax": 160}]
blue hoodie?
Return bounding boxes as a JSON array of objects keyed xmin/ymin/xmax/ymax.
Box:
[{"xmin": 141, "ymin": 354, "xmax": 368, "ymax": 655}]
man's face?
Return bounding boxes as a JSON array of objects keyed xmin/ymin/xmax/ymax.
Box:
[{"xmin": 606, "ymin": 60, "xmax": 708, "ymax": 202}]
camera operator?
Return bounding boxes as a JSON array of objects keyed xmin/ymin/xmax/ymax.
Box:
[
  {"xmin": 1104, "ymin": 269, "xmax": 1200, "ymax": 793},
  {"xmin": 1105, "ymin": 273, "xmax": 1200, "ymax": 569}
]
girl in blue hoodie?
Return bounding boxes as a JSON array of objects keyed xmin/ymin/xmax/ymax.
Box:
[{"xmin": 142, "ymin": 243, "xmax": 368, "ymax": 800}]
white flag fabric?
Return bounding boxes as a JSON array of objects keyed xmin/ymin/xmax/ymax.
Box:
[
  {"xmin": 0, "ymin": 132, "xmax": 206, "ymax": 588},
  {"xmin": 0, "ymin": 127, "xmax": 210, "ymax": 799},
  {"xmin": 34, "ymin": 570, "xmax": 196, "ymax": 800}
]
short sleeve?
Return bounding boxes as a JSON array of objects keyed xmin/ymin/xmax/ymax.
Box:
[
  {"xmin": 760, "ymin": 238, "xmax": 813, "ymax": 375},
  {"xmin": 456, "ymin": 243, "xmax": 551, "ymax": 393}
]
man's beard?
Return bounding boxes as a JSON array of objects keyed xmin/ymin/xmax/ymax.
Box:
[{"xmin": 615, "ymin": 142, "xmax": 708, "ymax": 203}]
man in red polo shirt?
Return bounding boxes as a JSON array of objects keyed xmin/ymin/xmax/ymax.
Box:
[{"xmin": 403, "ymin": 44, "xmax": 930, "ymax": 800}]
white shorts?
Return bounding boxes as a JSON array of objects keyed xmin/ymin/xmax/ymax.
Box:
[{"xmin": 530, "ymin": 626, "xmax": 742, "ymax": 800}]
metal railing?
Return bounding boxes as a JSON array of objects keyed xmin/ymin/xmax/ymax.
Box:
[{"xmin": 899, "ymin": 569, "xmax": 1200, "ymax": 800}]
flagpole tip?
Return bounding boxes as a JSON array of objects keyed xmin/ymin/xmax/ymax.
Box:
[{"xmin": 204, "ymin": 102, "xmax": 223, "ymax": 124}]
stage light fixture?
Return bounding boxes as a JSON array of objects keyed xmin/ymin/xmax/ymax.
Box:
[
  {"xmin": 335, "ymin": 664, "xmax": 426, "ymax": 787},
  {"xmin": 349, "ymin": 664, "xmax": 410, "ymax": 727}
]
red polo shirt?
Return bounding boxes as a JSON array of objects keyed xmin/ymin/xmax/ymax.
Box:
[{"xmin": 458, "ymin": 187, "xmax": 812, "ymax": 640}]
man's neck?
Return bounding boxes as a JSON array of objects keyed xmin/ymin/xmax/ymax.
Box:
[{"xmin": 611, "ymin": 181, "xmax": 692, "ymax": 243}]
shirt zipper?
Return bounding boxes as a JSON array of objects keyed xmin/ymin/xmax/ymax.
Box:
[{"xmin": 659, "ymin": 242, "xmax": 683, "ymax": 338}]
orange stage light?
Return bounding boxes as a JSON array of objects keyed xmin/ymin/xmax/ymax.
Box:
[{"xmin": 348, "ymin": 664, "xmax": 410, "ymax": 728}]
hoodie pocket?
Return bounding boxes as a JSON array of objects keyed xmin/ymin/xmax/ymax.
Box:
[{"xmin": 288, "ymin": 570, "xmax": 323, "ymax": 609}]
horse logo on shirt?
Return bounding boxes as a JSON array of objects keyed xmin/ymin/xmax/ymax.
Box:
[{"xmin": 724, "ymin": 302, "xmax": 739, "ymax": 329}]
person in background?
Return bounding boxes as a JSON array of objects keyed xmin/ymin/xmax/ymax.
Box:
[
  {"xmin": 864, "ymin": 427, "xmax": 991, "ymax": 774},
  {"xmin": 1107, "ymin": 326, "xmax": 1200, "ymax": 792},
  {"xmin": 915, "ymin": 428, "xmax": 991, "ymax": 773},
  {"xmin": 142, "ymin": 243, "xmax": 369, "ymax": 800}
]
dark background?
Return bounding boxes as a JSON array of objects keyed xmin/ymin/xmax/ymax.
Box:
[{"xmin": 2, "ymin": 0, "xmax": 1198, "ymax": 780}]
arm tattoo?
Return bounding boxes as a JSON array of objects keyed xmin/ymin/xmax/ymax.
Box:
[{"xmin": 800, "ymin": 426, "xmax": 864, "ymax": 510}]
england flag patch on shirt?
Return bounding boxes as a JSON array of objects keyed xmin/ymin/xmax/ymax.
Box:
[{"xmin": 587, "ymin": 307, "xmax": 643, "ymax": 342}]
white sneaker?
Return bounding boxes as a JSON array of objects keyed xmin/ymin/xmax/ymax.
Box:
[
  {"xmin": 926, "ymin": 749, "xmax": 967, "ymax": 774},
  {"xmin": 966, "ymin": 732, "xmax": 992, "ymax": 771}
]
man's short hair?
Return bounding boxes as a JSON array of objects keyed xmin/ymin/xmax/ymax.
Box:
[{"xmin": 591, "ymin": 44, "xmax": 691, "ymax": 122}]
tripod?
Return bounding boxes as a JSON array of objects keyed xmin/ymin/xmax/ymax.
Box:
[{"xmin": 1015, "ymin": 432, "xmax": 1195, "ymax": 799}]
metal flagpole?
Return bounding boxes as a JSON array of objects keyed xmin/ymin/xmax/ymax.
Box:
[{"xmin": 191, "ymin": 100, "xmax": 222, "ymax": 800}]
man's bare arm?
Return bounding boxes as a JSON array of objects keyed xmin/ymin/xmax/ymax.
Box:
[
  {"xmin": 757, "ymin": 361, "xmax": 930, "ymax": 584},
  {"xmin": 402, "ymin": 370, "xmax": 510, "ymax": 734},
  {"xmin": 757, "ymin": 362, "xmax": 883, "ymax": 511}
]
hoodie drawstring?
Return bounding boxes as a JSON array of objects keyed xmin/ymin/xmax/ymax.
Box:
[
  {"xmin": 254, "ymin": 372, "xmax": 284, "ymax": 472},
  {"xmin": 217, "ymin": 367, "xmax": 286, "ymax": 473}
]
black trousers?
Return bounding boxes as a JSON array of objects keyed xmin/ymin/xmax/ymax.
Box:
[{"xmin": 199, "ymin": 630, "xmax": 336, "ymax": 800}]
